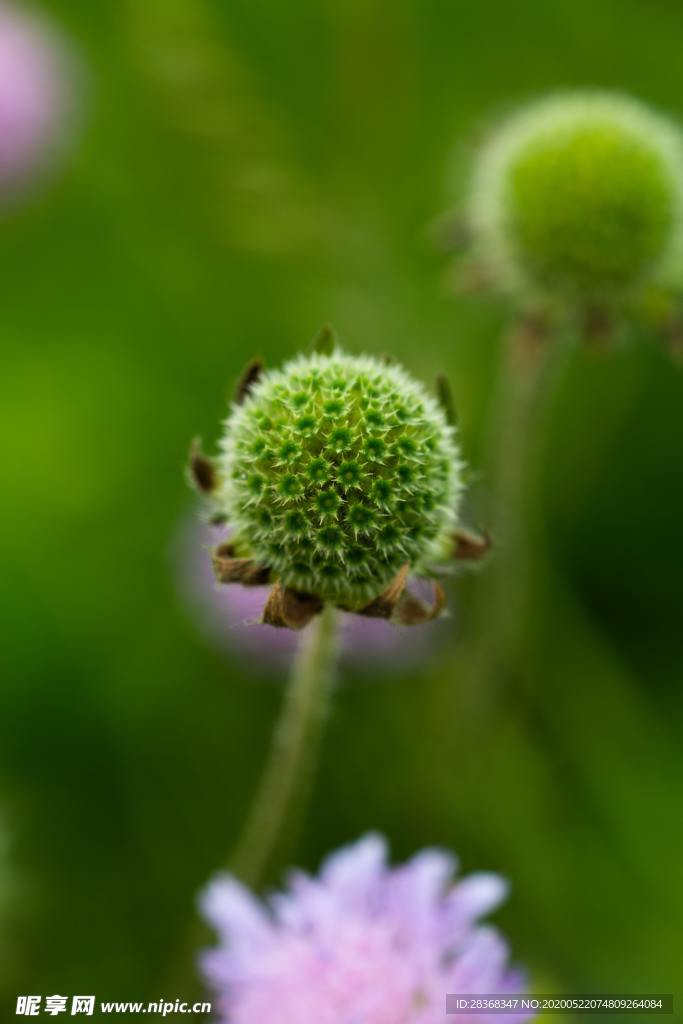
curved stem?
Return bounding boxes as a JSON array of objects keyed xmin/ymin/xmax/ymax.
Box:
[
  {"xmin": 159, "ymin": 606, "xmax": 338, "ymax": 996},
  {"xmin": 229, "ymin": 603, "xmax": 339, "ymax": 887}
]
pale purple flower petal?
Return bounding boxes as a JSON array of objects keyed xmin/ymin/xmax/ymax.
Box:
[
  {"xmin": 200, "ymin": 874, "xmax": 271, "ymax": 948},
  {"xmin": 199, "ymin": 835, "xmax": 534, "ymax": 1023},
  {"xmin": 443, "ymin": 872, "xmax": 509, "ymax": 933},
  {"xmin": 0, "ymin": 3, "xmax": 75, "ymax": 198},
  {"xmin": 319, "ymin": 831, "xmax": 387, "ymax": 899}
]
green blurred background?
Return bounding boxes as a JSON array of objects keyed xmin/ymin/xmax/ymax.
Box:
[{"xmin": 1, "ymin": 0, "xmax": 682, "ymax": 1016}]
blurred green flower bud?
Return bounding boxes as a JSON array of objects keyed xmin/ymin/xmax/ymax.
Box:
[
  {"xmin": 215, "ymin": 349, "xmax": 463, "ymax": 610},
  {"xmin": 467, "ymin": 93, "xmax": 683, "ymax": 307}
]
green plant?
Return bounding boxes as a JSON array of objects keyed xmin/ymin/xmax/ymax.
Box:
[
  {"xmin": 467, "ymin": 92, "xmax": 683, "ymax": 316},
  {"xmin": 191, "ymin": 334, "xmax": 481, "ymax": 629},
  {"xmin": 218, "ymin": 349, "xmax": 462, "ymax": 607},
  {"xmin": 186, "ymin": 332, "xmax": 484, "ymax": 888}
]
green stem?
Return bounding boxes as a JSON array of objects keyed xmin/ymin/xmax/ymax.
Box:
[
  {"xmin": 464, "ymin": 322, "xmax": 568, "ymax": 707},
  {"xmin": 229, "ymin": 603, "xmax": 339, "ymax": 886},
  {"xmin": 159, "ymin": 606, "xmax": 338, "ymax": 996},
  {"xmin": 487, "ymin": 329, "xmax": 553, "ymax": 641}
]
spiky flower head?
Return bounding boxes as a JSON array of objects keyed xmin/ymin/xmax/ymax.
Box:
[
  {"xmin": 465, "ymin": 92, "xmax": 683, "ymax": 310},
  {"xmin": 215, "ymin": 349, "xmax": 462, "ymax": 612}
]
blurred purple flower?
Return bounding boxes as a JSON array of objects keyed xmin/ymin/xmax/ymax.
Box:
[
  {"xmin": 0, "ymin": 3, "xmax": 74, "ymax": 198},
  {"xmin": 200, "ymin": 833, "xmax": 533, "ymax": 1024},
  {"xmin": 174, "ymin": 518, "xmax": 445, "ymax": 675}
]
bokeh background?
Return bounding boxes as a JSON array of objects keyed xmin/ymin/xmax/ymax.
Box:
[{"xmin": 1, "ymin": 0, "xmax": 682, "ymax": 1017}]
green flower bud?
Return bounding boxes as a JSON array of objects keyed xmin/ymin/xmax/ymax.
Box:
[
  {"xmin": 216, "ymin": 350, "xmax": 463, "ymax": 608},
  {"xmin": 467, "ymin": 92, "xmax": 683, "ymax": 305}
]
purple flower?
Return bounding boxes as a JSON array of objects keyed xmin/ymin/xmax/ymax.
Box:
[
  {"xmin": 0, "ymin": 3, "xmax": 74, "ymax": 198},
  {"xmin": 174, "ymin": 518, "xmax": 445, "ymax": 675},
  {"xmin": 200, "ymin": 834, "xmax": 533, "ymax": 1023}
]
